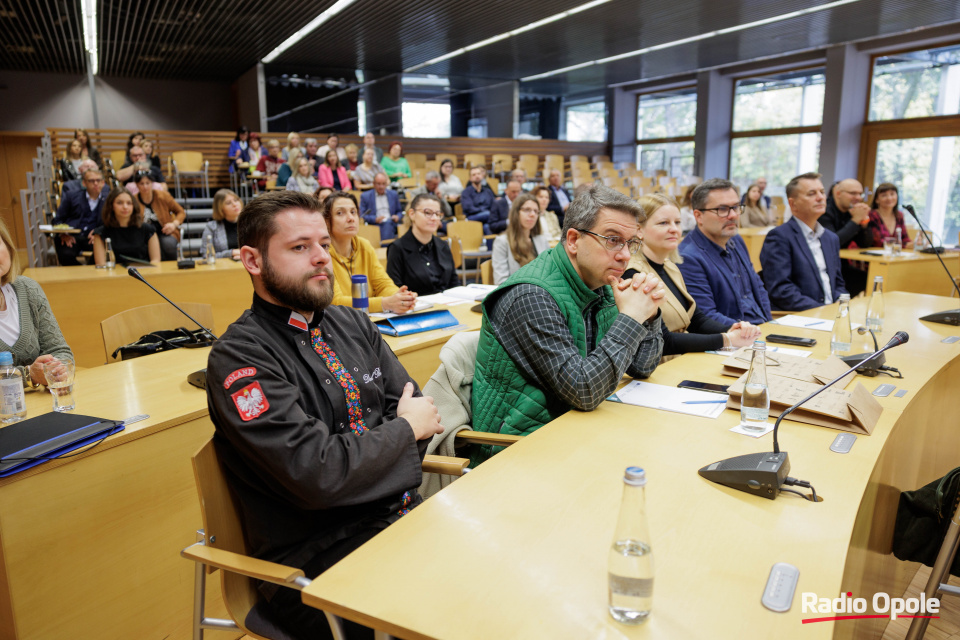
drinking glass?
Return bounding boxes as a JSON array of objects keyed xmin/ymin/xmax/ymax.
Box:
[{"xmin": 43, "ymin": 357, "xmax": 76, "ymax": 412}]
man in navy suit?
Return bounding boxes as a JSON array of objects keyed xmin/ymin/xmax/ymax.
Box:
[
  {"xmin": 760, "ymin": 172, "xmax": 847, "ymax": 311},
  {"xmin": 677, "ymin": 179, "xmax": 772, "ymax": 327},
  {"xmin": 546, "ymin": 168, "xmax": 571, "ymax": 228},
  {"xmin": 489, "ymin": 179, "xmax": 522, "ymax": 234},
  {"xmin": 360, "ymin": 172, "xmax": 403, "ymax": 240},
  {"xmin": 52, "ymin": 168, "xmax": 110, "ymax": 265}
]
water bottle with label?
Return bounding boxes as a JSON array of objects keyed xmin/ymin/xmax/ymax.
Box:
[
  {"xmin": 740, "ymin": 340, "xmax": 770, "ymax": 432},
  {"xmin": 830, "ymin": 293, "xmax": 852, "ymax": 356},
  {"xmin": 104, "ymin": 237, "xmax": 116, "ymax": 269},
  {"xmin": 0, "ymin": 351, "xmax": 27, "ymax": 424},
  {"xmin": 204, "ymin": 236, "xmax": 217, "ymax": 265},
  {"xmin": 866, "ymin": 276, "xmax": 884, "ymax": 333},
  {"xmin": 608, "ymin": 467, "xmax": 653, "ymax": 625}
]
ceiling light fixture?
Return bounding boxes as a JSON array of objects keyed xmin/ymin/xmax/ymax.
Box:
[
  {"xmin": 521, "ymin": 0, "xmax": 864, "ymax": 81},
  {"xmin": 262, "ymin": 0, "xmax": 357, "ymax": 63},
  {"xmin": 80, "ymin": 0, "xmax": 98, "ymax": 74},
  {"xmin": 403, "ymin": 0, "xmax": 615, "ymax": 73}
]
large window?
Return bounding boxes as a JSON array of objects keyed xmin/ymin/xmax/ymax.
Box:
[
  {"xmin": 401, "ymin": 102, "xmax": 451, "ymax": 138},
  {"xmin": 635, "ymin": 88, "xmax": 696, "ymax": 180},
  {"xmin": 729, "ymin": 68, "xmax": 824, "ymax": 197},
  {"xmin": 564, "ymin": 101, "xmax": 607, "ymax": 142},
  {"xmin": 869, "ymin": 44, "xmax": 960, "ymax": 121}
]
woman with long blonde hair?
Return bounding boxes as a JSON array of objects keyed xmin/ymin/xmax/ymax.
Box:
[{"xmin": 491, "ymin": 193, "xmax": 550, "ymax": 284}]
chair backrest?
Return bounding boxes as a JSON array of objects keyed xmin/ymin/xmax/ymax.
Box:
[
  {"xmin": 406, "ymin": 153, "xmax": 427, "ymax": 169},
  {"xmin": 357, "ymin": 224, "xmax": 381, "ymax": 248},
  {"xmin": 599, "ymin": 167, "xmax": 620, "ymax": 178},
  {"xmin": 424, "ymin": 160, "xmax": 440, "ymax": 173},
  {"xmin": 602, "ymin": 176, "xmax": 625, "ymax": 188},
  {"xmin": 485, "ymin": 176, "xmax": 500, "ymax": 195},
  {"xmin": 446, "ymin": 220, "xmax": 484, "ymax": 251},
  {"xmin": 570, "ymin": 155, "xmax": 589, "ymax": 164},
  {"xmin": 397, "ymin": 176, "xmax": 419, "ymax": 189},
  {"xmin": 463, "ymin": 154, "xmax": 486, "ymax": 170},
  {"xmin": 480, "ymin": 259, "xmax": 493, "ymax": 285},
  {"xmin": 192, "ymin": 439, "xmax": 261, "ymax": 636},
  {"xmin": 100, "ymin": 302, "xmax": 215, "ymax": 363},
  {"xmin": 452, "ymin": 168, "xmax": 470, "ymax": 185},
  {"xmin": 448, "ymin": 236, "xmax": 463, "ymax": 269},
  {"xmin": 491, "ymin": 154, "xmax": 513, "ymax": 173},
  {"xmin": 591, "ymin": 155, "xmax": 611, "ymax": 164},
  {"xmin": 518, "ymin": 154, "xmax": 539, "ymax": 165},
  {"xmin": 544, "ymin": 154, "xmax": 565, "ymax": 169},
  {"xmin": 109, "ymin": 150, "xmax": 126, "ymax": 169},
  {"xmin": 172, "ymin": 150, "xmax": 205, "ymax": 173},
  {"xmin": 434, "ymin": 153, "xmax": 457, "ymax": 166}
]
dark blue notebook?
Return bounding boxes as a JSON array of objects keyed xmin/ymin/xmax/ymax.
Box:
[
  {"xmin": 0, "ymin": 413, "xmax": 123, "ymax": 477},
  {"xmin": 375, "ymin": 309, "xmax": 460, "ymax": 337}
]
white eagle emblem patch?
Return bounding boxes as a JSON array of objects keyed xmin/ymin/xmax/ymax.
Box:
[{"xmin": 231, "ymin": 381, "xmax": 270, "ymax": 421}]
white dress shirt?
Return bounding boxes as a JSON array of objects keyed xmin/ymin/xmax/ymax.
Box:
[{"xmin": 800, "ymin": 220, "xmax": 833, "ymax": 303}]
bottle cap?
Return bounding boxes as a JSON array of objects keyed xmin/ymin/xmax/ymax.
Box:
[
  {"xmin": 624, "ymin": 466, "xmax": 646, "ymax": 486},
  {"xmin": 753, "ymin": 339, "xmax": 766, "ymax": 350},
  {"xmin": 874, "ymin": 276, "xmax": 883, "ymax": 283},
  {"xmin": 839, "ymin": 293, "xmax": 851, "ymax": 301},
  {"xmin": 0, "ymin": 352, "xmax": 12, "ymax": 366}
]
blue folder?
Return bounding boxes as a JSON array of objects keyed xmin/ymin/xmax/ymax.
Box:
[
  {"xmin": 0, "ymin": 412, "xmax": 124, "ymax": 477},
  {"xmin": 375, "ymin": 309, "xmax": 460, "ymax": 337}
]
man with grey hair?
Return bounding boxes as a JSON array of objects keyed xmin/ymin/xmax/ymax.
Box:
[
  {"xmin": 678, "ymin": 178, "xmax": 772, "ymax": 327},
  {"xmin": 469, "ymin": 184, "xmax": 665, "ymax": 465},
  {"xmin": 407, "ymin": 171, "xmax": 452, "ymax": 219},
  {"xmin": 488, "ymin": 179, "xmax": 522, "ymax": 234},
  {"xmin": 303, "ymin": 137, "xmax": 320, "ymax": 171},
  {"xmin": 61, "ymin": 159, "xmax": 99, "ymax": 194}
]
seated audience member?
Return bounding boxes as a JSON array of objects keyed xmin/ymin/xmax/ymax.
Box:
[
  {"xmin": 317, "ymin": 150, "xmax": 352, "ymax": 191},
  {"xmin": 116, "ymin": 145, "xmax": 163, "ymax": 185},
  {"xmin": 533, "ymin": 186, "xmax": 562, "ymax": 239},
  {"xmin": 324, "ymin": 191, "xmax": 417, "ymax": 314},
  {"xmin": 741, "ymin": 175, "xmax": 772, "ymax": 209},
  {"xmin": 740, "ymin": 183, "xmax": 772, "ymax": 228},
  {"xmin": 0, "ymin": 218, "xmax": 73, "ymax": 387},
  {"xmin": 125, "ymin": 131, "xmax": 145, "ymax": 163},
  {"xmin": 492, "ymin": 193, "xmax": 550, "ymax": 284},
  {"xmin": 201, "ymin": 189, "xmax": 244, "ymax": 260},
  {"xmin": 281, "ymin": 132, "xmax": 303, "ymax": 161},
  {"xmin": 343, "ymin": 144, "xmax": 359, "ymax": 171},
  {"xmin": 437, "ymin": 159, "xmax": 463, "ymax": 202},
  {"xmin": 460, "ymin": 166, "xmax": 495, "ymax": 226},
  {"xmin": 276, "ymin": 148, "xmax": 301, "ymax": 190},
  {"xmin": 625, "ymin": 193, "xmax": 760, "ymax": 357},
  {"xmin": 760, "ymin": 172, "xmax": 847, "ymax": 311},
  {"xmin": 286, "ymin": 157, "xmax": 320, "ymax": 193},
  {"xmin": 140, "ymin": 140, "xmax": 161, "ymax": 170},
  {"xmin": 74, "ymin": 128, "xmax": 102, "ymax": 167},
  {"xmin": 822, "ymin": 178, "xmax": 871, "ymax": 296},
  {"xmin": 246, "ymin": 133, "xmax": 262, "ymax": 171},
  {"xmin": 60, "ymin": 159, "xmax": 99, "ymax": 194},
  {"xmin": 360, "ymin": 173, "xmax": 403, "ymax": 240},
  {"xmin": 489, "ymin": 180, "xmax": 522, "ymax": 234},
  {"xmin": 867, "ymin": 182, "xmax": 911, "ymax": 249},
  {"xmin": 510, "ymin": 168, "xmax": 529, "ymax": 191},
  {"xmin": 387, "ymin": 194, "xmax": 457, "ymax": 295},
  {"xmin": 317, "ymin": 133, "xmax": 347, "ymax": 164},
  {"xmin": 53, "ymin": 168, "xmax": 109, "ymax": 265},
  {"xmin": 206, "ymin": 190, "xmax": 442, "ymax": 640},
  {"xmin": 362, "ymin": 132, "xmax": 383, "ymax": 162},
  {"xmin": 470, "ymin": 185, "xmax": 664, "ymax": 464},
  {"xmin": 407, "ymin": 171, "xmax": 452, "ymax": 219},
  {"xmin": 228, "ymin": 127, "xmax": 250, "ymax": 174},
  {"xmin": 679, "ymin": 187, "xmax": 696, "ymax": 233},
  {"xmin": 134, "ymin": 171, "xmax": 185, "ymax": 260},
  {"xmin": 60, "ymin": 139, "xmax": 87, "ymax": 181},
  {"xmin": 314, "ymin": 186, "xmax": 334, "ymax": 203},
  {"xmin": 93, "ymin": 189, "xmax": 160, "ymax": 266},
  {"xmin": 302, "ymin": 137, "xmax": 320, "ymax": 171},
  {"xmin": 380, "ymin": 142, "xmax": 412, "ymax": 179},
  {"xmin": 546, "ymin": 168, "xmax": 571, "ymax": 227},
  {"xmin": 352, "ymin": 148, "xmax": 383, "ymax": 188},
  {"xmin": 256, "ymin": 139, "xmax": 284, "ymax": 187},
  {"xmin": 677, "ymin": 178, "xmax": 772, "ymax": 326}
]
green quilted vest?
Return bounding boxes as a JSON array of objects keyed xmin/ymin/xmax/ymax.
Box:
[{"xmin": 470, "ymin": 246, "xmax": 619, "ymax": 464}]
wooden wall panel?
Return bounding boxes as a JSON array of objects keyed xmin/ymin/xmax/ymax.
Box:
[{"xmin": 0, "ymin": 132, "xmax": 44, "ymax": 249}]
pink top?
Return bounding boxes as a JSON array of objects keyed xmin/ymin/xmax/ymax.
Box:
[
  {"xmin": 317, "ymin": 164, "xmax": 352, "ymax": 190},
  {"xmin": 867, "ymin": 209, "xmax": 910, "ymax": 247}
]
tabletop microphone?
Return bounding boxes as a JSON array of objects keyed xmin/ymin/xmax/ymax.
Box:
[
  {"xmin": 903, "ymin": 205, "xmax": 960, "ymax": 326},
  {"xmin": 698, "ymin": 331, "xmax": 909, "ymax": 500}
]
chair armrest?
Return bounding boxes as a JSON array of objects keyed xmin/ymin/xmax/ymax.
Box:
[
  {"xmin": 422, "ymin": 454, "xmax": 469, "ymax": 476},
  {"xmin": 181, "ymin": 543, "xmax": 306, "ymax": 588},
  {"xmin": 454, "ymin": 430, "xmax": 522, "ymax": 447}
]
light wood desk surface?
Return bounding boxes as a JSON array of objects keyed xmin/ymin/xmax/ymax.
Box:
[
  {"xmin": 25, "ymin": 260, "xmax": 253, "ymax": 368},
  {"xmin": 0, "ymin": 348, "xmax": 237, "ymax": 640},
  {"xmin": 839, "ymin": 248, "xmax": 959, "ymax": 297},
  {"xmin": 301, "ymin": 293, "xmax": 960, "ymax": 640}
]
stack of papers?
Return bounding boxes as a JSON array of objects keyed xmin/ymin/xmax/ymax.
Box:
[
  {"xmin": 420, "ymin": 284, "xmax": 496, "ymax": 306},
  {"xmin": 369, "ymin": 301, "xmax": 433, "ymax": 319},
  {"xmin": 609, "ymin": 381, "xmax": 728, "ymax": 419},
  {"xmin": 770, "ymin": 315, "xmax": 835, "ymax": 332}
]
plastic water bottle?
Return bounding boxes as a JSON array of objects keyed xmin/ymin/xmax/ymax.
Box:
[
  {"xmin": 740, "ymin": 340, "xmax": 770, "ymax": 433},
  {"xmin": 866, "ymin": 276, "xmax": 884, "ymax": 333},
  {"xmin": 104, "ymin": 237, "xmax": 116, "ymax": 269},
  {"xmin": 830, "ymin": 293, "xmax": 852, "ymax": 356},
  {"xmin": 0, "ymin": 351, "xmax": 27, "ymax": 424},
  {"xmin": 609, "ymin": 467, "xmax": 653, "ymax": 625},
  {"xmin": 204, "ymin": 236, "xmax": 217, "ymax": 265}
]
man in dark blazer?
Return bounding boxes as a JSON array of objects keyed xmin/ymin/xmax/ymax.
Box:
[
  {"xmin": 546, "ymin": 168, "xmax": 571, "ymax": 228},
  {"xmin": 360, "ymin": 172, "xmax": 403, "ymax": 240},
  {"xmin": 760, "ymin": 172, "xmax": 847, "ymax": 311},
  {"xmin": 489, "ymin": 179, "xmax": 522, "ymax": 234},
  {"xmin": 52, "ymin": 168, "xmax": 110, "ymax": 265},
  {"xmin": 677, "ymin": 178, "xmax": 772, "ymax": 327}
]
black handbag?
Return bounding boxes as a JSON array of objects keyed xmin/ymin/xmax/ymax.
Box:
[
  {"xmin": 112, "ymin": 327, "xmax": 214, "ymax": 360},
  {"xmin": 892, "ymin": 466, "xmax": 960, "ymax": 577}
]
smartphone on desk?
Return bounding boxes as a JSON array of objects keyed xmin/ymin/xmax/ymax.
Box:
[
  {"xmin": 766, "ymin": 334, "xmax": 817, "ymax": 347},
  {"xmin": 677, "ymin": 380, "xmax": 730, "ymax": 395}
]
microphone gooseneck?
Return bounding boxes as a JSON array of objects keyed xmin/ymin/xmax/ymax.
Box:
[
  {"xmin": 126, "ymin": 268, "xmax": 218, "ymax": 341},
  {"xmin": 904, "ymin": 205, "xmax": 960, "ymax": 299}
]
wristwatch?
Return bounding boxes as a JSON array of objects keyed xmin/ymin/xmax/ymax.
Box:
[{"xmin": 19, "ymin": 365, "xmax": 40, "ymax": 389}]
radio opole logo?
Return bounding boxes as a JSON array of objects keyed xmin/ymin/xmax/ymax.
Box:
[{"xmin": 801, "ymin": 591, "xmax": 940, "ymax": 624}]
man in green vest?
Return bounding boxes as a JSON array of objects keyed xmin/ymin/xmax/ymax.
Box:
[{"xmin": 471, "ymin": 184, "xmax": 665, "ymax": 464}]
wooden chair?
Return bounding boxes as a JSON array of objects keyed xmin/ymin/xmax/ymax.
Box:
[
  {"xmin": 453, "ymin": 168, "xmax": 470, "ymax": 185},
  {"xmin": 181, "ymin": 439, "xmax": 469, "ymax": 640},
  {"xmin": 405, "ymin": 153, "xmax": 427, "ymax": 170},
  {"xmin": 599, "ymin": 167, "xmax": 620, "ymax": 178},
  {"xmin": 570, "ymin": 155, "xmax": 589, "ymax": 165},
  {"xmin": 480, "ymin": 259, "xmax": 493, "ymax": 285},
  {"xmin": 485, "ymin": 176, "xmax": 500, "ymax": 195},
  {"xmin": 397, "ymin": 176, "xmax": 419, "ymax": 190},
  {"xmin": 463, "ymin": 154, "xmax": 486, "ymax": 170},
  {"xmin": 592, "ymin": 155, "xmax": 611, "ymax": 164},
  {"xmin": 595, "ymin": 161, "xmax": 614, "ymax": 172},
  {"xmin": 171, "ymin": 150, "xmax": 210, "ymax": 199},
  {"xmin": 602, "ymin": 176, "xmax": 626, "ymax": 188},
  {"xmin": 434, "ymin": 153, "xmax": 457, "ymax": 166},
  {"xmin": 491, "ymin": 154, "xmax": 513, "ymax": 176},
  {"xmin": 109, "ymin": 150, "xmax": 126, "ymax": 170},
  {"xmin": 100, "ymin": 302, "xmax": 214, "ymax": 363},
  {"xmin": 446, "ymin": 221, "xmax": 489, "ymax": 284},
  {"xmin": 544, "ymin": 154, "xmax": 565, "ymax": 170},
  {"xmin": 424, "ymin": 160, "xmax": 440, "ymax": 173},
  {"xmin": 518, "ymin": 154, "xmax": 539, "ymax": 167},
  {"xmin": 357, "ymin": 224, "xmax": 381, "ymax": 248}
]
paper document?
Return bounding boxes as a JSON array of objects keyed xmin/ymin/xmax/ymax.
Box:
[
  {"xmin": 770, "ymin": 315, "xmax": 834, "ymax": 332},
  {"xmin": 418, "ymin": 293, "xmax": 473, "ymax": 306},
  {"xmin": 610, "ymin": 381, "xmax": 728, "ymax": 419},
  {"xmin": 443, "ymin": 284, "xmax": 496, "ymax": 301},
  {"xmin": 369, "ymin": 302, "xmax": 434, "ymax": 318},
  {"xmin": 729, "ymin": 423, "xmax": 774, "ymax": 438}
]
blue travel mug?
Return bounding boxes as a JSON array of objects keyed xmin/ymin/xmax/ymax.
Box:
[{"xmin": 351, "ymin": 275, "xmax": 369, "ymax": 314}]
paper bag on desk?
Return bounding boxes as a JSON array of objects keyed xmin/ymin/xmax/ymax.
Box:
[
  {"xmin": 721, "ymin": 347, "xmax": 855, "ymax": 385},
  {"xmin": 725, "ymin": 372, "xmax": 882, "ymax": 435}
]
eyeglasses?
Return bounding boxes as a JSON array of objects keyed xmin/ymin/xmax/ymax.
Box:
[
  {"xmin": 416, "ymin": 209, "xmax": 443, "ymax": 219},
  {"xmin": 519, "ymin": 206, "xmax": 540, "ymax": 215},
  {"xmin": 699, "ymin": 204, "xmax": 741, "ymax": 218},
  {"xmin": 575, "ymin": 228, "xmax": 641, "ymax": 255}
]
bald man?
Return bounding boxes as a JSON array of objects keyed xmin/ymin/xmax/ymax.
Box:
[{"xmin": 822, "ymin": 178, "xmax": 871, "ymax": 296}]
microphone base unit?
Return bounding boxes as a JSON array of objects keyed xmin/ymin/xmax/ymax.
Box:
[
  {"xmin": 187, "ymin": 369, "xmax": 207, "ymax": 390},
  {"xmin": 919, "ymin": 246, "xmax": 947, "ymax": 254},
  {"xmin": 698, "ymin": 451, "xmax": 790, "ymax": 500},
  {"xmin": 840, "ymin": 352, "xmax": 886, "ymax": 376},
  {"xmin": 920, "ymin": 310, "xmax": 960, "ymax": 327}
]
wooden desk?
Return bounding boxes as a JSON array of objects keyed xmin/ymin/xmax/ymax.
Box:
[
  {"xmin": 0, "ymin": 348, "xmax": 237, "ymax": 640},
  {"xmin": 839, "ymin": 248, "xmax": 959, "ymax": 297},
  {"xmin": 25, "ymin": 261, "xmax": 253, "ymax": 368},
  {"xmin": 739, "ymin": 226, "xmax": 773, "ymax": 271},
  {"xmin": 301, "ymin": 293, "xmax": 960, "ymax": 640}
]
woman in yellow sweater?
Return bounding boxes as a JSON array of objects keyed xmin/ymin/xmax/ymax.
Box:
[{"xmin": 322, "ymin": 191, "xmax": 418, "ymax": 313}]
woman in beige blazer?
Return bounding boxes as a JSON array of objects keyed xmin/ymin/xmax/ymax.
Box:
[{"xmin": 625, "ymin": 193, "xmax": 761, "ymax": 357}]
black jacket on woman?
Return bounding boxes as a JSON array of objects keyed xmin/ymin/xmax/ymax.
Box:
[{"xmin": 386, "ymin": 229, "xmax": 458, "ymax": 296}]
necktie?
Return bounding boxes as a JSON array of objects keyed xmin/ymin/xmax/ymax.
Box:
[{"xmin": 309, "ymin": 327, "xmax": 367, "ymax": 435}]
